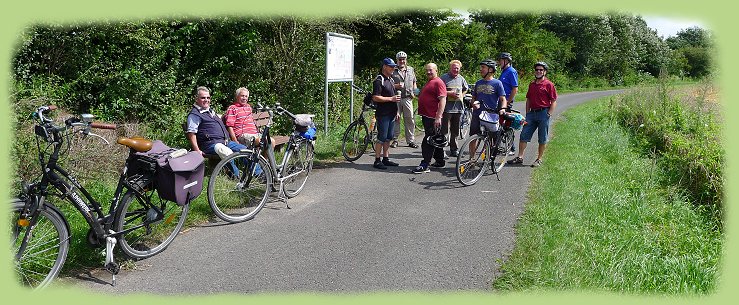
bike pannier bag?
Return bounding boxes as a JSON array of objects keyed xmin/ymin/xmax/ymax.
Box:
[{"xmin": 156, "ymin": 149, "xmax": 205, "ymax": 206}]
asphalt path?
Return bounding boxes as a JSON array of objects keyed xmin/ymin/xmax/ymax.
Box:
[{"xmin": 67, "ymin": 89, "xmax": 623, "ymax": 295}]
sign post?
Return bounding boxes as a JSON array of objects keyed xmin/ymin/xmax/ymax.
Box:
[{"xmin": 324, "ymin": 32, "xmax": 354, "ymax": 134}]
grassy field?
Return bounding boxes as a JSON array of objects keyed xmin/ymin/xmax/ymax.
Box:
[{"xmin": 492, "ymin": 94, "xmax": 722, "ymax": 294}]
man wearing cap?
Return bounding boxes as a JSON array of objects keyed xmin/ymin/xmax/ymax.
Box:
[
  {"xmin": 371, "ymin": 58, "xmax": 402, "ymax": 170},
  {"xmin": 391, "ymin": 51, "xmax": 419, "ymax": 148}
]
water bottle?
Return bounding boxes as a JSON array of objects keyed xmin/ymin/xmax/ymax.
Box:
[{"xmin": 369, "ymin": 116, "xmax": 376, "ymax": 131}]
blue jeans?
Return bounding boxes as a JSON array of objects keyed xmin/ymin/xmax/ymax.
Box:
[
  {"xmin": 204, "ymin": 141, "xmax": 254, "ymax": 176},
  {"xmin": 520, "ymin": 110, "xmax": 550, "ymax": 144},
  {"xmin": 375, "ymin": 115, "xmax": 395, "ymax": 143}
]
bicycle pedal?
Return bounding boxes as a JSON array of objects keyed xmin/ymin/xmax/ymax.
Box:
[{"xmin": 105, "ymin": 262, "xmax": 120, "ymax": 275}]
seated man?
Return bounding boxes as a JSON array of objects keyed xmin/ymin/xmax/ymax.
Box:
[
  {"xmin": 186, "ymin": 86, "xmax": 247, "ymax": 158},
  {"xmin": 224, "ymin": 86, "xmax": 276, "ymax": 149}
]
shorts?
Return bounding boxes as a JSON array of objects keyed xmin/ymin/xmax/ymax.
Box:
[
  {"xmin": 375, "ymin": 114, "xmax": 395, "ymax": 143},
  {"xmin": 237, "ymin": 133, "xmax": 261, "ymax": 147},
  {"xmin": 519, "ymin": 109, "xmax": 550, "ymax": 144}
]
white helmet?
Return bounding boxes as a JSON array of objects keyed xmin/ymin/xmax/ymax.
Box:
[{"xmin": 396, "ymin": 51, "xmax": 407, "ymax": 59}]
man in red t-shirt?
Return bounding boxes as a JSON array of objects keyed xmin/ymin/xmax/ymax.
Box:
[
  {"xmin": 414, "ymin": 63, "xmax": 447, "ymax": 173},
  {"xmin": 509, "ymin": 62, "xmax": 558, "ymax": 168}
]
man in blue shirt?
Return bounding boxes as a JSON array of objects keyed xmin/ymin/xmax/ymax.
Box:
[{"xmin": 497, "ymin": 52, "xmax": 519, "ymax": 154}]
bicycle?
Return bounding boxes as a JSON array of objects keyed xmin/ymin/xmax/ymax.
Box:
[
  {"xmin": 11, "ymin": 106, "xmax": 189, "ymax": 289},
  {"xmin": 455, "ymin": 107, "xmax": 522, "ymax": 186},
  {"xmin": 341, "ymin": 84, "xmax": 378, "ymax": 162},
  {"xmin": 458, "ymin": 93, "xmax": 473, "ymax": 140},
  {"xmin": 207, "ymin": 103, "xmax": 315, "ymax": 223}
]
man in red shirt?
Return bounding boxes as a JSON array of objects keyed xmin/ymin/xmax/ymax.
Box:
[
  {"xmin": 509, "ymin": 62, "xmax": 558, "ymax": 167},
  {"xmin": 224, "ymin": 87, "xmax": 261, "ymax": 147},
  {"xmin": 414, "ymin": 63, "xmax": 447, "ymax": 173}
]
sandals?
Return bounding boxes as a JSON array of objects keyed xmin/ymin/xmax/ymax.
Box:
[{"xmin": 507, "ymin": 157, "xmax": 523, "ymax": 165}]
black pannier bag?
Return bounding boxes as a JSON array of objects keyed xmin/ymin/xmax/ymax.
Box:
[{"xmin": 136, "ymin": 140, "xmax": 205, "ymax": 206}]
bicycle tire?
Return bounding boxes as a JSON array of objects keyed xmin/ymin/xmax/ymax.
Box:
[
  {"xmin": 491, "ymin": 128, "xmax": 515, "ymax": 173},
  {"xmin": 282, "ymin": 139, "xmax": 314, "ymax": 198},
  {"xmin": 208, "ymin": 152, "xmax": 271, "ymax": 223},
  {"xmin": 114, "ymin": 190, "xmax": 188, "ymax": 259},
  {"xmin": 455, "ymin": 134, "xmax": 490, "ymax": 186},
  {"xmin": 459, "ymin": 108, "xmax": 472, "ymax": 140},
  {"xmin": 342, "ymin": 120, "xmax": 369, "ymax": 161},
  {"xmin": 11, "ymin": 198, "xmax": 69, "ymax": 289}
]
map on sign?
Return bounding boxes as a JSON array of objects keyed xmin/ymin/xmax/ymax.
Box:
[{"xmin": 326, "ymin": 33, "xmax": 353, "ymax": 82}]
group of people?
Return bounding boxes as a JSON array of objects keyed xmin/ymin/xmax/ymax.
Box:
[
  {"xmin": 184, "ymin": 51, "xmax": 558, "ymax": 175},
  {"xmin": 369, "ymin": 51, "xmax": 558, "ymax": 173}
]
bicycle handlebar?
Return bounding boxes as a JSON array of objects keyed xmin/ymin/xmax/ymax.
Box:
[{"xmin": 90, "ymin": 122, "xmax": 117, "ymax": 130}]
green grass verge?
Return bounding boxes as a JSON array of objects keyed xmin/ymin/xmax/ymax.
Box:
[{"xmin": 492, "ymin": 97, "xmax": 722, "ymax": 294}]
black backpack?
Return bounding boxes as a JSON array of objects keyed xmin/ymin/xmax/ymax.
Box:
[{"xmin": 363, "ymin": 91, "xmax": 376, "ymax": 109}]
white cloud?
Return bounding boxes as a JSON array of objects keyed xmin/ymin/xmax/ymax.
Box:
[{"xmin": 642, "ymin": 16, "xmax": 705, "ymax": 38}]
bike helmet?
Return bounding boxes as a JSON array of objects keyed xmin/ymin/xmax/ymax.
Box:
[
  {"xmin": 504, "ymin": 112, "xmax": 526, "ymax": 130},
  {"xmin": 396, "ymin": 51, "xmax": 407, "ymax": 59},
  {"xmin": 480, "ymin": 59, "xmax": 497, "ymax": 70},
  {"xmin": 534, "ymin": 61, "xmax": 549, "ymax": 71},
  {"xmin": 425, "ymin": 133, "xmax": 448, "ymax": 149},
  {"xmin": 496, "ymin": 52, "xmax": 512, "ymax": 61}
]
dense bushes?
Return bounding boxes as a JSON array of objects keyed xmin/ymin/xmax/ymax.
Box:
[{"xmin": 609, "ymin": 79, "xmax": 723, "ymax": 224}]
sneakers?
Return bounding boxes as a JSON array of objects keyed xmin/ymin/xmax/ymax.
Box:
[
  {"xmin": 390, "ymin": 140, "xmax": 399, "ymax": 148},
  {"xmin": 408, "ymin": 142, "xmax": 419, "ymax": 148},
  {"xmin": 507, "ymin": 151, "xmax": 516, "ymax": 156},
  {"xmin": 507, "ymin": 157, "xmax": 523, "ymax": 165},
  {"xmin": 430, "ymin": 161, "xmax": 445, "ymax": 168},
  {"xmin": 531, "ymin": 159, "xmax": 543, "ymax": 167},
  {"xmin": 413, "ymin": 163, "xmax": 430, "ymax": 173},
  {"xmin": 373, "ymin": 159, "xmax": 387, "ymax": 170},
  {"xmin": 449, "ymin": 149, "xmax": 458, "ymax": 157},
  {"xmin": 382, "ymin": 158, "xmax": 399, "ymax": 166}
]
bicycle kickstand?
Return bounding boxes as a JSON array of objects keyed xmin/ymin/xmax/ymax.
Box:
[
  {"xmin": 104, "ymin": 230, "xmax": 120, "ymax": 286},
  {"xmin": 277, "ymin": 182, "xmax": 290, "ymax": 209}
]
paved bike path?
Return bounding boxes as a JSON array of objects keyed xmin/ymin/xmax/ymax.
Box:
[{"xmin": 68, "ymin": 90, "xmax": 623, "ymax": 294}]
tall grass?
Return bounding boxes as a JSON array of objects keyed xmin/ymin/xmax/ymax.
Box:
[{"xmin": 493, "ymin": 96, "xmax": 722, "ymax": 294}]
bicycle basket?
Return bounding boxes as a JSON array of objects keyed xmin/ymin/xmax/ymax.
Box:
[{"xmin": 479, "ymin": 111, "xmax": 499, "ymax": 132}]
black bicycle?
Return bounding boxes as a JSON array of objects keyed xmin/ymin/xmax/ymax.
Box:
[
  {"xmin": 341, "ymin": 84, "xmax": 378, "ymax": 161},
  {"xmin": 455, "ymin": 107, "xmax": 521, "ymax": 186},
  {"xmin": 10, "ymin": 105, "xmax": 189, "ymax": 289},
  {"xmin": 207, "ymin": 103, "xmax": 315, "ymax": 222}
]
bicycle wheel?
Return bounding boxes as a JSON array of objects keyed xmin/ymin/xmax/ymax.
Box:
[
  {"xmin": 459, "ymin": 109, "xmax": 472, "ymax": 140},
  {"xmin": 114, "ymin": 189, "xmax": 188, "ymax": 259},
  {"xmin": 11, "ymin": 198, "xmax": 69, "ymax": 289},
  {"xmin": 282, "ymin": 139, "xmax": 314, "ymax": 198},
  {"xmin": 208, "ymin": 152, "xmax": 271, "ymax": 223},
  {"xmin": 342, "ymin": 120, "xmax": 369, "ymax": 161},
  {"xmin": 455, "ymin": 134, "xmax": 490, "ymax": 186},
  {"xmin": 491, "ymin": 128, "xmax": 515, "ymax": 173}
]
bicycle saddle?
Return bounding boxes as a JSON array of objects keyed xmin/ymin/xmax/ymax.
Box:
[{"xmin": 116, "ymin": 136, "xmax": 153, "ymax": 152}]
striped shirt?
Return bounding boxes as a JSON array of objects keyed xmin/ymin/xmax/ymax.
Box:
[{"xmin": 224, "ymin": 102, "xmax": 258, "ymax": 137}]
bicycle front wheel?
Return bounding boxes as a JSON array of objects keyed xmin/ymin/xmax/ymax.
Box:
[
  {"xmin": 282, "ymin": 139, "xmax": 314, "ymax": 198},
  {"xmin": 11, "ymin": 198, "xmax": 69, "ymax": 289},
  {"xmin": 208, "ymin": 152, "xmax": 271, "ymax": 223},
  {"xmin": 492, "ymin": 128, "xmax": 515, "ymax": 173},
  {"xmin": 455, "ymin": 134, "xmax": 490, "ymax": 186},
  {"xmin": 342, "ymin": 120, "xmax": 369, "ymax": 161},
  {"xmin": 114, "ymin": 190, "xmax": 188, "ymax": 259}
]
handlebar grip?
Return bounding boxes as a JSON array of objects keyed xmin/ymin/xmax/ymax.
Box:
[{"xmin": 90, "ymin": 122, "xmax": 117, "ymax": 130}]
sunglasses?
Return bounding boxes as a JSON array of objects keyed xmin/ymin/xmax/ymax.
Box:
[{"xmin": 534, "ymin": 69, "xmax": 545, "ymax": 72}]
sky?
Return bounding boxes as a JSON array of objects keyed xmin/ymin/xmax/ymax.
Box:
[{"xmin": 642, "ymin": 15, "xmax": 706, "ymax": 38}]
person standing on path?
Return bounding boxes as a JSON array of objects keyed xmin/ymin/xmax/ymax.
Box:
[
  {"xmin": 440, "ymin": 60, "xmax": 469, "ymax": 158},
  {"xmin": 508, "ymin": 62, "xmax": 558, "ymax": 167},
  {"xmin": 497, "ymin": 52, "xmax": 519, "ymax": 155},
  {"xmin": 414, "ymin": 63, "xmax": 447, "ymax": 173},
  {"xmin": 391, "ymin": 51, "xmax": 419, "ymax": 148},
  {"xmin": 371, "ymin": 58, "xmax": 402, "ymax": 170}
]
